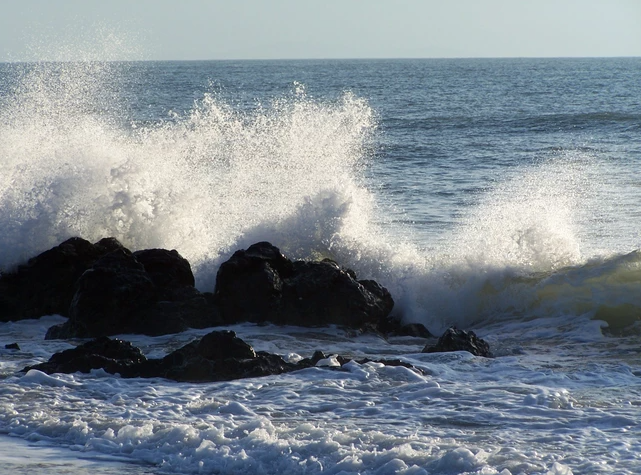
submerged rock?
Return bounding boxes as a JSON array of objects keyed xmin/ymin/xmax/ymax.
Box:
[{"xmin": 422, "ymin": 327, "xmax": 492, "ymax": 357}]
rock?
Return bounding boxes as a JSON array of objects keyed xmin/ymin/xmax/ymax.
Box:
[
  {"xmin": 0, "ymin": 237, "xmax": 124, "ymax": 321},
  {"xmin": 27, "ymin": 331, "xmax": 293, "ymax": 382},
  {"xmin": 4, "ymin": 237, "xmax": 392, "ymax": 337},
  {"xmin": 133, "ymin": 295, "xmax": 223, "ymax": 336},
  {"xmin": 214, "ymin": 242, "xmax": 292, "ymax": 323},
  {"xmin": 280, "ymin": 260, "xmax": 394, "ymax": 327},
  {"xmin": 45, "ymin": 246, "xmax": 221, "ymax": 339},
  {"xmin": 144, "ymin": 330, "xmax": 286, "ymax": 382},
  {"xmin": 56, "ymin": 249, "xmax": 160, "ymax": 338},
  {"xmin": 422, "ymin": 327, "xmax": 491, "ymax": 357},
  {"xmin": 196, "ymin": 330, "xmax": 257, "ymax": 360},
  {"xmin": 26, "ymin": 336, "xmax": 147, "ymax": 376},
  {"xmin": 4, "ymin": 343, "xmax": 20, "ymax": 350},
  {"xmin": 25, "ymin": 331, "xmax": 425, "ymax": 383},
  {"xmin": 133, "ymin": 248, "xmax": 196, "ymax": 300},
  {"xmin": 378, "ymin": 318, "xmax": 434, "ymax": 338},
  {"xmin": 214, "ymin": 242, "xmax": 394, "ymax": 328}
]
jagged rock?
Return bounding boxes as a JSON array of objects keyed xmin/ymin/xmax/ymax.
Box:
[
  {"xmin": 214, "ymin": 242, "xmax": 293, "ymax": 323},
  {"xmin": 4, "ymin": 237, "xmax": 393, "ymax": 338},
  {"xmin": 4, "ymin": 343, "xmax": 20, "ymax": 350},
  {"xmin": 422, "ymin": 327, "xmax": 491, "ymax": 357},
  {"xmin": 214, "ymin": 242, "xmax": 394, "ymax": 328},
  {"xmin": 53, "ymin": 249, "xmax": 160, "ymax": 338},
  {"xmin": 133, "ymin": 248, "xmax": 196, "ymax": 300},
  {"xmin": 27, "ymin": 331, "xmax": 293, "ymax": 382},
  {"xmin": 280, "ymin": 260, "xmax": 394, "ymax": 327},
  {"xmin": 45, "ymin": 246, "xmax": 221, "ymax": 339},
  {"xmin": 0, "ymin": 237, "xmax": 123, "ymax": 321},
  {"xmin": 27, "ymin": 336, "xmax": 147, "ymax": 376}
]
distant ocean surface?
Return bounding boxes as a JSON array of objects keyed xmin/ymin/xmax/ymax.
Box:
[{"xmin": 1, "ymin": 57, "xmax": 640, "ymax": 475}]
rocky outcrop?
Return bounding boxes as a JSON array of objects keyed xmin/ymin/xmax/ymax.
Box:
[
  {"xmin": 0, "ymin": 237, "xmax": 122, "ymax": 321},
  {"xmin": 422, "ymin": 327, "xmax": 492, "ymax": 357},
  {"xmin": 24, "ymin": 331, "xmax": 424, "ymax": 383},
  {"xmin": 45, "ymin": 247, "xmax": 221, "ymax": 339},
  {"xmin": 214, "ymin": 242, "xmax": 394, "ymax": 328},
  {"xmin": 1, "ymin": 237, "xmax": 395, "ymax": 338}
]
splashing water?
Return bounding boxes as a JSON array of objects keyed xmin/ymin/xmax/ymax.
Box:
[
  {"xmin": 1, "ymin": 58, "xmax": 639, "ymax": 334},
  {"xmin": 0, "ymin": 61, "xmax": 378, "ymax": 292}
]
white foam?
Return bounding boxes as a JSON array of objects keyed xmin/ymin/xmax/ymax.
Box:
[{"xmin": 3, "ymin": 317, "xmax": 640, "ymax": 474}]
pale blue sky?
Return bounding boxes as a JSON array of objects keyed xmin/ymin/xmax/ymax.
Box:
[{"xmin": 1, "ymin": 0, "xmax": 640, "ymax": 61}]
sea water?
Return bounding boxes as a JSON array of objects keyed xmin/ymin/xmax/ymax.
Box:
[{"xmin": 0, "ymin": 57, "xmax": 640, "ymax": 474}]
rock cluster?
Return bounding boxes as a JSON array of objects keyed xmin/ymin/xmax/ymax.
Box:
[
  {"xmin": 0, "ymin": 237, "xmax": 396, "ymax": 339},
  {"xmin": 3, "ymin": 237, "xmax": 493, "ymax": 386},
  {"xmin": 24, "ymin": 330, "xmax": 426, "ymax": 383}
]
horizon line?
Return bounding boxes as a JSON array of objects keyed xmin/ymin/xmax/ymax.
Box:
[{"xmin": 1, "ymin": 54, "xmax": 641, "ymax": 64}]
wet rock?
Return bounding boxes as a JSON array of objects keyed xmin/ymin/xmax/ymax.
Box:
[
  {"xmin": 422, "ymin": 327, "xmax": 492, "ymax": 357},
  {"xmin": 280, "ymin": 260, "xmax": 394, "ymax": 327},
  {"xmin": 378, "ymin": 319, "xmax": 434, "ymax": 338},
  {"xmin": 4, "ymin": 343, "xmax": 20, "ymax": 350},
  {"xmin": 25, "ymin": 331, "xmax": 425, "ymax": 383},
  {"xmin": 133, "ymin": 248, "xmax": 196, "ymax": 301},
  {"xmin": 142, "ymin": 330, "xmax": 291, "ymax": 382},
  {"xmin": 45, "ymin": 246, "xmax": 221, "ymax": 339},
  {"xmin": 214, "ymin": 242, "xmax": 293, "ymax": 323},
  {"xmin": 27, "ymin": 331, "xmax": 292, "ymax": 382},
  {"xmin": 49, "ymin": 249, "xmax": 159, "ymax": 338},
  {"xmin": 214, "ymin": 242, "xmax": 394, "ymax": 328},
  {"xmin": 0, "ymin": 237, "xmax": 123, "ymax": 321},
  {"xmin": 26, "ymin": 336, "xmax": 147, "ymax": 376}
]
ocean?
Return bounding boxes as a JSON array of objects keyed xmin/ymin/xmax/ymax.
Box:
[{"xmin": 0, "ymin": 57, "xmax": 640, "ymax": 474}]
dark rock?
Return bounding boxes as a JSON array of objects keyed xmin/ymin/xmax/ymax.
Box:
[
  {"xmin": 133, "ymin": 248, "xmax": 195, "ymax": 300},
  {"xmin": 196, "ymin": 330, "xmax": 257, "ymax": 360},
  {"xmin": 397, "ymin": 323, "xmax": 434, "ymax": 338},
  {"xmin": 28, "ymin": 331, "xmax": 293, "ymax": 382},
  {"xmin": 378, "ymin": 318, "xmax": 434, "ymax": 338},
  {"xmin": 422, "ymin": 327, "xmax": 491, "ymax": 357},
  {"xmin": 0, "ymin": 237, "xmax": 124, "ymax": 321},
  {"xmin": 45, "ymin": 247, "xmax": 221, "ymax": 339},
  {"xmin": 25, "ymin": 331, "xmax": 425, "ymax": 383},
  {"xmin": 214, "ymin": 242, "xmax": 292, "ymax": 323},
  {"xmin": 133, "ymin": 296, "xmax": 223, "ymax": 336},
  {"xmin": 63, "ymin": 249, "xmax": 159, "ymax": 337},
  {"xmin": 280, "ymin": 260, "xmax": 394, "ymax": 327},
  {"xmin": 26, "ymin": 336, "xmax": 146, "ymax": 376},
  {"xmin": 214, "ymin": 242, "xmax": 394, "ymax": 328},
  {"xmin": 4, "ymin": 343, "xmax": 20, "ymax": 350}
]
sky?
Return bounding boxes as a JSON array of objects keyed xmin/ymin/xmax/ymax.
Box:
[{"xmin": 0, "ymin": 0, "xmax": 640, "ymax": 61}]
